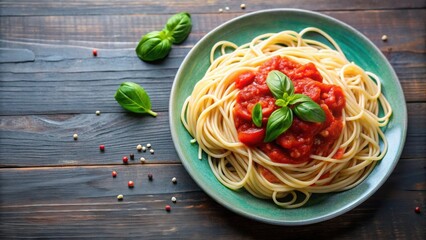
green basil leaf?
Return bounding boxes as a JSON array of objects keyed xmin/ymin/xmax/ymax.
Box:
[
  {"xmin": 266, "ymin": 70, "xmax": 294, "ymax": 100},
  {"xmin": 114, "ymin": 82, "xmax": 157, "ymax": 117},
  {"xmin": 135, "ymin": 30, "xmax": 172, "ymax": 62},
  {"xmin": 289, "ymin": 94, "xmax": 313, "ymax": 105},
  {"xmin": 264, "ymin": 107, "xmax": 293, "ymax": 142},
  {"xmin": 252, "ymin": 103, "xmax": 263, "ymax": 127},
  {"xmin": 293, "ymin": 100, "xmax": 325, "ymax": 122},
  {"xmin": 275, "ymin": 99, "xmax": 287, "ymax": 107},
  {"xmin": 165, "ymin": 12, "xmax": 192, "ymax": 44}
]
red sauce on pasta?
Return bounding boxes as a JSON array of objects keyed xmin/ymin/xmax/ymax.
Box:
[{"xmin": 234, "ymin": 56, "xmax": 345, "ymax": 164}]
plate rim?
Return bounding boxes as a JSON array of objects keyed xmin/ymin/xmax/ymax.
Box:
[{"xmin": 169, "ymin": 8, "xmax": 407, "ymax": 225}]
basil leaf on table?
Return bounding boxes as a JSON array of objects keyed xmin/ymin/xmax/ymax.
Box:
[
  {"xmin": 266, "ymin": 70, "xmax": 294, "ymax": 99},
  {"xmin": 293, "ymin": 100, "xmax": 325, "ymax": 122},
  {"xmin": 114, "ymin": 82, "xmax": 157, "ymax": 117},
  {"xmin": 135, "ymin": 31, "xmax": 172, "ymax": 62},
  {"xmin": 264, "ymin": 107, "xmax": 293, "ymax": 142},
  {"xmin": 165, "ymin": 12, "xmax": 192, "ymax": 44},
  {"xmin": 252, "ymin": 103, "xmax": 263, "ymax": 127}
]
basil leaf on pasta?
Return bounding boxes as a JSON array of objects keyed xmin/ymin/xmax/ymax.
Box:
[
  {"xmin": 289, "ymin": 94, "xmax": 313, "ymax": 105},
  {"xmin": 252, "ymin": 103, "xmax": 263, "ymax": 127},
  {"xmin": 266, "ymin": 70, "xmax": 294, "ymax": 100},
  {"xmin": 264, "ymin": 107, "xmax": 293, "ymax": 142},
  {"xmin": 294, "ymin": 100, "xmax": 325, "ymax": 122}
]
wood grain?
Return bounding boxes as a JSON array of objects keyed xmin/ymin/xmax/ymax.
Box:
[
  {"xmin": 0, "ymin": 112, "xmax": 179, "ymax": 166},
  {"xmin": 1, "ymin": 0, "xmax": 425, "ymax": 16},
  {"xmin": 0, "ymin": 1, "xmax": 425, "ymax": 239},
  {"xmin": 0, "ymin": 160, "xmax": 424, "ymax": 239},
  {"xmin": 1, "ymin": 10, "xmax": 425, "ymax": 51}
]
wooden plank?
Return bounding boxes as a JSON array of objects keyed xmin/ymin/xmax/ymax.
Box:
[
  {"xmin": 0, "ymin": 102, "xmax": 424, "ymax": 166},
  {"xmin": 0, "ymin": 0, "xmax": 424, "ymax": 17},
  {"xmin": 0, "ymin": 160, "xmax": 424, "ymax": 239},
  {"xmin": 0, "ymin": 10, "xmax": 425, "ymax": 53},
  {"xmin": 0, "ymin": 112, "xmax": 179, "ymax": 166},
  {"xmin": 0, "ymin": 48, "xmax": 35, "ymax": 63}
]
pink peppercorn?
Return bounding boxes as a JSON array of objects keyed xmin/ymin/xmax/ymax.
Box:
[
  {"xmin": 112, "ymin": 171, "xmax": 117, "ymax": 178},
  {"xmin": 92, "ymin": 49, "xmax": 97, "ymax": 56},
  {"xmin": 99, "ymin": 145, "xmax": 105, "ymax": 151},
  {"xmin": 165, "ymin": 205, "xmax": 171, "ymax": 212},
  {"xmin": 122, "ymin": 156, "xmax": 128, "ymax": 164},
  {"xmin": 415, "ymin": 206, "xmax": 421, "ymax": 213},
  {"xmin": 128, "ymin": 181, "xmax": 134, "ymax": 188}
]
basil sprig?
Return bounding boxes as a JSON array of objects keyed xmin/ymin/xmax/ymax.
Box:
[
  {"xmin": 136, "ymin": 31, "xmax": 173, "ymax": 62},
  {"xmin": 135, "ymin": 12, "xmax": 192, "ymax": 62},
  {"xmin": 262, "ymin": 70, "xmax": 326, "ymax": 142},
  {"xmin": 165, "ymin": 12, "xmax": 192, "ymax": 44},
  {"xmin": 114, "ymin": 82, "xmax": 157, "ymax": 117}
]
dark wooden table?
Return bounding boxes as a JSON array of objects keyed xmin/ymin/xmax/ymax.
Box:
[{"xmin": 1, "ymin": 1, "xmax": 425, "ymax": 239}]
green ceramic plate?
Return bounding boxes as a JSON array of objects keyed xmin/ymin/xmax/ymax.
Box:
[{"xmin": 169, "ymin": 9, "xmax": 407, "ymax": 225}]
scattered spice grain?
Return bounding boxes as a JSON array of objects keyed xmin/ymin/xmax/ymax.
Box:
[
  {"xmin": 415, "ymin": 206, "xmax": 421, "ymax": 213},
  {"xmin": 137, "ymin": 144, "xmax": 142, "ymax": 151},
  {"xmin": 117, "ymin": 194, "xmax": 124, "ymax": 201},
  {"xmin": 165, "ymin": 205, "xmax": 171, "ymax": 212}
]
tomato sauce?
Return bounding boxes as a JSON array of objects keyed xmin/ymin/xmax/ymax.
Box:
[{"xmin": 234, "ymin": 56, "xmax": 345, "ymax": 164}]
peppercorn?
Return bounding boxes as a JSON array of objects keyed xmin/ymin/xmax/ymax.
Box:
[
  {"xmin": 381, "ymin": 35, "xmax": 388, "ymax": 41},
  {"xmin": 92, "ymin": 49, "xmax": 98, "ymax": 56},
  {"xmin": 240, "ymin": 3, "xmax": 246, "ymax": 9},
  {"xmin": 146, "ymin": 143, "xmax": 152, "ymax": 148},
  {"xmin": 148, "ymin": 173, "xmax": 153, "ymax": 181},
  {"xmin": 95, "ymin": 110, "xmax": 101, "ymax": 115},
  {"xmin": 165, "ymin": 205, "xmax": 171, "ymax": 212},
  {"xmin": 136, "ymin": 144, "xmax": 142, "ymax": 151},
  {"xmin": 129, "ymin": 153, "xmax": 135, "ymax": 160},
  {"xmin": 122, "ymin": 156, "xmax": 128, "ymax": 164},
  {"xmin": 99, "ymin": 144, "xmax": 105, "ymax": 151},
  {"xmin": 117, "ymin": 194, "xmax": 123, "ymax": 201},
  {"xmin": 171, "ymin": 196, "xmax": 177, "ymax": 203},
  {"xmin": 142, "ymin": 146, "xmax": 147, "ymax": 152},
  {"xmin": 150, "ymin": 149, "xmax": 154, "ymax": 154},
  {"xmin": 415, "ymin": 206, "xmax": 421, "ymax": 213},
  {"xmin": 128, "ymin": 180, "xmax": 134, "ymax": 188},
  {"xmin": 112, "ymin": 171, "xmax": 117, "ymax": 178},
  {"xmin": 172, "ymin": 177, "xmax": 177, "ymax": 184},
  {"xmin": 73, "ymin": 133, "xmax": 78, "ymax": 140},
  {"xmin": 140, "ymin": 157, "xmax": 146, "ymax": 164}
]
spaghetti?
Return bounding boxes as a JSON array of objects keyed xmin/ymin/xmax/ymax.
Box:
[{"xmin": 181, "ymin": 27, "xmax": 392, "ymax": 208}]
